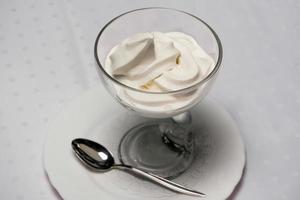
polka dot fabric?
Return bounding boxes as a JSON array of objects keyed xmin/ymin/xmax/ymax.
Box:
[{"xmin": 0, "ymin": 0, "xmax": 299, "ymax": 199}]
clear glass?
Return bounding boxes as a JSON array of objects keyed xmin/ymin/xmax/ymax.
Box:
[{"xmin": 94, "ymin": 7, "xmax": 222, "ymax": 178}]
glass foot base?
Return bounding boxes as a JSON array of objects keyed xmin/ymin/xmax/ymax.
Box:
[{"xmin": 118, "ymin": 122, "xmax": 194, "ymax": 179}]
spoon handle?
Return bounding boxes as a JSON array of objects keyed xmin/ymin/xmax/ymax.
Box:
[{"xmin": 115, "ymin": 165, "xmax": 206, "ymax": 197}]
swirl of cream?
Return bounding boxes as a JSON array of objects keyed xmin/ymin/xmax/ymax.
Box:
[{"xmin": 105, "ymin": 32, "xmax": 214, "ymax": 91}]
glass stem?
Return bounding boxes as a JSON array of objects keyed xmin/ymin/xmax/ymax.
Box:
[
  {"xmin": 172, "ymin": 111, "xmax": 192, "ymax": 128},
  {"xmin": 161, "ymin": 111, "xmax": 194, "ymax": 153}
]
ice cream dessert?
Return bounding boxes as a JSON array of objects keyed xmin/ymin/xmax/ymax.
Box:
[{"xmin": 104, "ymin": 32, "xmax": 215, "ymax": 117}]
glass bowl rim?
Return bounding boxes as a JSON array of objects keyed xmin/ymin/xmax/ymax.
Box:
[{"xmin": 94, "ymin": 7, "xmax": 223, "ymax": 94}]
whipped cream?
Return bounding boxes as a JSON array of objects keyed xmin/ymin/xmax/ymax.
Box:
[{"xmin": 104, "ymin": 32, "xmax": 215, "ymax": 117}]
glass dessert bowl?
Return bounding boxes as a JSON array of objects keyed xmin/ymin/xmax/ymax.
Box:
[{"xmin": 94, "ymin": 7, "xmax": 222, "ymax": 178}]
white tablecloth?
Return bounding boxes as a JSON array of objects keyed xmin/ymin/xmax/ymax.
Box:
[{"xmin": 0, "ymin": 0, "xmax": 299, "ymax": 199}]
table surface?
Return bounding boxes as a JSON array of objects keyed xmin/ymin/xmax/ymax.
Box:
[{"xmin": 0, "ymin": 0, "xmax": 299, "ymax": 199}]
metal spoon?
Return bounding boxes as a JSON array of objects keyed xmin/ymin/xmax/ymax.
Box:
[{"xmin": 71, "ymin": 138, "xmax": 206, "ymax": 197}]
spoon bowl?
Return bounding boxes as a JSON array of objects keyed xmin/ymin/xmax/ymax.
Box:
[{"xmin": 72, "ymin": 138, "xmax": 114, "ymax": 171}]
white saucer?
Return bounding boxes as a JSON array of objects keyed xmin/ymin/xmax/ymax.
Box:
[{"xmin": 44, "ymin": 86, "xmax": 246, "ymax": 200}]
